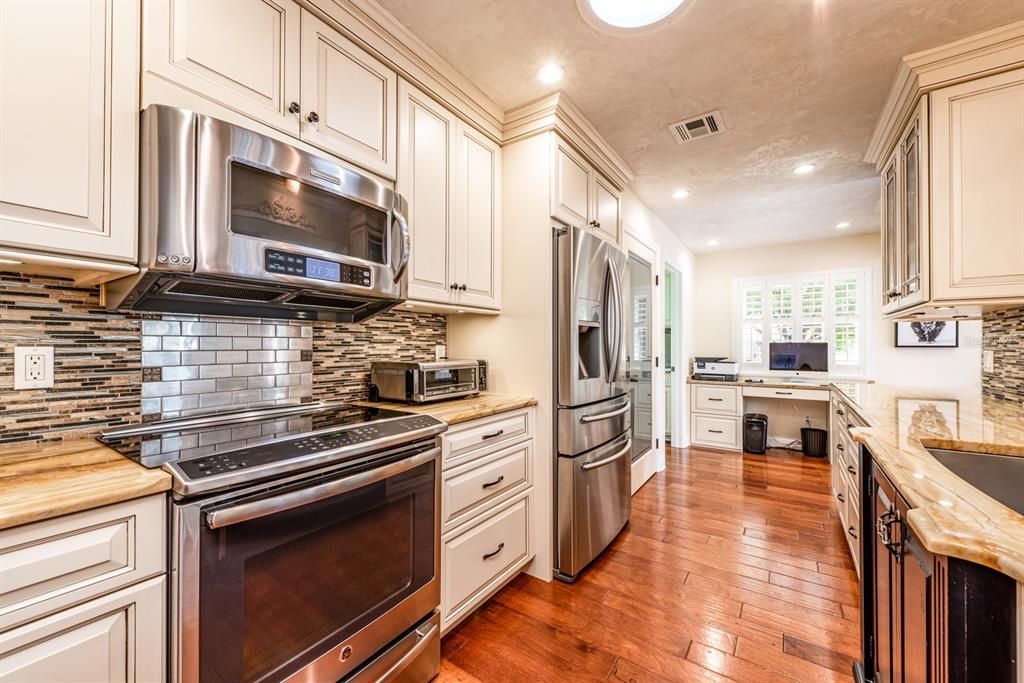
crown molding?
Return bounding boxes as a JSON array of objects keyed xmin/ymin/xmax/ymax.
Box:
[
  {"xmin": 865, "ymin": 20, "xmax": 1024, "ymax": 168},
  {"xmin": 503, "ymin": 92, "xmax": 635, "ymax": 191},
  {"xmin": 304, "ymin": 0, "xmax": 504, "ymax": 142}
]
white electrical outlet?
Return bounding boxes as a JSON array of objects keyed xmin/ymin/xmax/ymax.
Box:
[
  {"xmin": 983, "ymin": 350, "xmax": 995, "ymax": 373},
  {"xmin": 14, "ymin": 346, "xmax": 54, "ymax": 389},
  {"xmin": 435, "ymin": 345, "xmax": 446, "ymax": 361}
]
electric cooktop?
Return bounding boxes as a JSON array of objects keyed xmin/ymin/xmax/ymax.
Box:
[{"xmin": 99, "ymin": 402, "xmax": 446, "ymax": 497}]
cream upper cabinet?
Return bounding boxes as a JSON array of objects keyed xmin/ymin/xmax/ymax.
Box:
[
  {"xmin": 880, "ymin": 149, "xmax": 901, "ymax": 313},
  {"xmin": 550, "ymin": 134, "xmax": 622, "ymax": 245},
  {"xmin": 399, "ymin": 81, "xmax": 456, "ymax": 303},
  {"xmin": 397, "ymin": 80, "xmax": 500, "ymax": 311},
  {"xmin": 551, "ymin": 138, "xmax": 591, "ymax": 228},
  {"xmin": 452, "ymin": 126, "xmax": 501, "ymax": 310},
  {"xmin": 592, "ymin": 174, "xmax": 622, "ymax": 245},
  {"xmin": 0, "ymin": 0, "xmax": 138, "ymax": 264},
  {"xmin": 300, "ymin": 12, "xmax": 397, "ymax": 179},
  {"xmin": 143, "ymin": 0, "xmax": 302, "ymax": 136},
  {"xmin": 930, "ymin": 68, "xmax": 1024, "ymax": 302}
]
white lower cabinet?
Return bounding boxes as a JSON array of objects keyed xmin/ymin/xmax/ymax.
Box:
[
  {"xmin": 0, "ymin": 576, "xmax": 165, "ymax": 683},
  {"xmin": 689, "ymin": 384, "xmax": 742, "ymax": 451},
  {"xmin": 0, "ymin": 495, "xmax": 167, "ymax": 682},
  {"xmin": 439, "ymin": 408, "xmax": 535, "ymax": 633}
]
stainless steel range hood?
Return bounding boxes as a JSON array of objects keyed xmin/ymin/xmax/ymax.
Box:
[{"xmin": 105, "ymin": 105, "xmax": 410, "ymax": 322}]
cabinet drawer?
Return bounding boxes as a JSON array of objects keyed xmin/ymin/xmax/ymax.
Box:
[
  {"xmin": 691, "ymin": 415, "xmax": 741, "ymax": 450},
  {"xmin": 691, "ymin": 385, "xmax": 741, "ymax": 415},
  {"xmin": 444, "ymin": 408, "xmax": 532, "ymax": 465},
  {"xmin": 443, "ymin": 441, "xmax": 531, "ymax": 530},
  {"xmin": 0, "ymin": 495, "xmax": 165, "ymax": 631},
  {"xmin": 443, "ymin": 494, "xmax": 530, "ymax": 620},
  {"xmin": 742, "ymin": 386, "xmax": 829, "ymax": 402}
]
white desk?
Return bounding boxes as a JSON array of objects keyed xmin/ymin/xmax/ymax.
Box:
[{"xmin": 689, "ymin": 379, "xmax": 832, "ymax": 451}]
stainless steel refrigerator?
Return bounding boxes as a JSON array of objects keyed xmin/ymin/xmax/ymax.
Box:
[{"xmin": 553, "ymin": 224, "xmax": 632, "ymax": 582}]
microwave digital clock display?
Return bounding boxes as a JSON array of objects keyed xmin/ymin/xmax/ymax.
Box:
[{"xmin": 264, "ymin": 249, "xmax": 372, "ymax": 287}]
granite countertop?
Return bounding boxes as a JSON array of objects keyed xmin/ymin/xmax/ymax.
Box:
[
  {"xmin": 355, "ymin": 392, "xmax": 538, "ymax": 426},
  {"xmin": 832, "ymin": 383, "xmax": 1024, "ymax": 582},
  {"xmin": 0, "ymin": 439, "xmax": 172, "ymax": 531}
]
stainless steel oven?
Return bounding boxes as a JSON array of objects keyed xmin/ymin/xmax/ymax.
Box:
[{"xmin": 106, "ymin": 105, "xmax": 411, "ymax": 322}]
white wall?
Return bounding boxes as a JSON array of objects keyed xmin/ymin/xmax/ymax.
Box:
[
  {"xmin": 621, "ymin": 190, "xmax": 697, "ymax": 446},
  {"xmin": 693, "ymin": 232, "xmax": 982, "ymax": 388}
]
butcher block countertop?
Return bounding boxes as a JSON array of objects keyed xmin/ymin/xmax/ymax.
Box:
[
  {"xmin": 355, "ymin": 392, "xmax": 537, "ymax": 426},
  {"xmin": 0, "ymin": 439, "xmax": 171, "ymax": 531},
  {"xmin": 833, "ymin": 383, "xmax": 1024, "ymax": 582}
]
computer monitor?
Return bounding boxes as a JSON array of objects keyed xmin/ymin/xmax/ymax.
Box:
[{"xmin": 769, "ymin": 342, "xmax": 829, "ymax": 373}]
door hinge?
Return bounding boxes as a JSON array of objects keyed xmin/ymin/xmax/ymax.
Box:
[
  {"xmin": 656, "ymin": 438, "xmax": 660, "ymax": 448},
  {"xmin": 655, "ymin": 274, "xmax": 660, "ymax": 286},
  {"xmin": 655, "ymin": 356, "xmax": 660, "ymax": 368}
]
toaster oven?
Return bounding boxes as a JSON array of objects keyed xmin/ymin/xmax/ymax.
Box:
[{"xmin": 371, "ymin": 360, "xmax": 481, "ymax": 403}]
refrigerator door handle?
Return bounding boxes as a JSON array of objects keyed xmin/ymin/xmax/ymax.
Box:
[
  {"xmin": 602, "ymin": 260, "xmax": 615, "ymax": 381},
  {"xmin": 608, "ymin": 259, "xmax": 624, "ymax": 383}
]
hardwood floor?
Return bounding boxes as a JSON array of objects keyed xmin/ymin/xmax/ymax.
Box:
[{"xmin": 437, "ymin": 446, "xmax": 861, "ymax": 682}]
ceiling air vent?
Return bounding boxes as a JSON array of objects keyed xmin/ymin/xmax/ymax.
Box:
[{"xmin": 668, "ymin": 110, "xmax": 726, "ymax": 144}]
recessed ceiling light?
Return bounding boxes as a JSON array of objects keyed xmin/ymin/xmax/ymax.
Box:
[
  {"xmin": 537, "ymin": 63, "xmax": 564, "ymax": 85},
  {"xmin": 0, "ymin": 258, "xmax": 23, "ymax": 265},
  {"xmin": 706, "ymin": 239, "xmax": 719, "ymax": 247},
  {"xmin": 793, "ymin": 163, "xmax": 816, "ymax": 175},
  {"xmin": 672, "ymin": 189, "xmax": 691, "ymax": 200},
  {"xmin": 588, "ymin": 0, "xmax": 685, "ymax": 28},
  {"xmin": 835, "ymin": 221, "xmax": 851, "ymax": 229}
]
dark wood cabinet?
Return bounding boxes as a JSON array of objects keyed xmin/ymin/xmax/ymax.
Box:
[{"xmin": 861, "ymin": 455, "xmax": 1017, "ymax": 683}]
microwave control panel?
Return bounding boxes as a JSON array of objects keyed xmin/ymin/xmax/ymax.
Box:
[{"xmin": 265, "ymin": 249, "xmax": 371, "ymax": 287}]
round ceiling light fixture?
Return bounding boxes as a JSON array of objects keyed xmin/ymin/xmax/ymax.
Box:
[
  {"xmin": 793, "ymin": 163, "xmax": 816, "ymax": 175},
  {"xmin": 835, "ymin": 221, "xmax": 851, "ymax": 230},
  {"xmin": 672, "ymin": 188, "xmax": 691, "ymax": 200},
  {"xmin": 537, "ymin": 63, "xmax": 565, "ymax": 84},
  {"xmin": 578, "ymin": 0, "xmax": 691, "ymax": 34},
  {"xmin": 706, "ymin": 238, "xmax": 719, "ymax": 247}
]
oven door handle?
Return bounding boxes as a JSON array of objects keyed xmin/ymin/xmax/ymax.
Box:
[
  {"xmin": 392, "ymin": 204, "xmax": 411, "ymax": 284},
  {"xmin": 205, "ymin": 447, "xmax": 439, "ymax": 529}
]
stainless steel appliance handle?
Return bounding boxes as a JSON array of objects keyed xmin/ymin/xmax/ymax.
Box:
[
  {"xmin": 601, "ymin": 261, "xmax": 615, "ymax": 380},
  {"xmin": 205, "ymin": 447, "xmax": 439, "ymax": 529},
  {"xmin": 609, "ymin": 259, "xmax": 624, "ymax": 381},
  {"xmin": 580, "ymin": 403, "xmax": 630, "ymax": 423},
  {"xmin": 374, "ymin": 620, "xmax": 439, "ymax": 681},
  {"xmin": 392, "ymin": 206, "xmax": 411, "ymax": 283},
  {"xmin": 580, "ymin": 439, "xmax": 631, "ymax": 471}
]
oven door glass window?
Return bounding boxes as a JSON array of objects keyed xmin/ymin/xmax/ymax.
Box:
[
  {"xmin": 197, "ymin": 458, "xmax": 436, "ymax": 683},
  {"xmin": 229, "ymin": 161, "xmax": 388, "ymax": 264},
  {"xmin": 424, "ymin": 367, "xmax": 477, "ymax": 394}
]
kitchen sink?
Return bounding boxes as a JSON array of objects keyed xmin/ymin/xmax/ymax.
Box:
[{"xmin": 926, "ymin": 448, "xmax": 1024, "ymax": 516}]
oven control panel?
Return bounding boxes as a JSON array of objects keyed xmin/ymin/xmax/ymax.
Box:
[
  {"xmin": 177, "ymin": 414, "xmax": 439, "ymax": 480},
  {"xmin": 264, "ymin": 249, "xmax": 371, "ymax": 287}
]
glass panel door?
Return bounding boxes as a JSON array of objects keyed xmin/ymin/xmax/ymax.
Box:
[{"xmin": 626, "ymin": 252, "xmax": 653, "ymax": 462}]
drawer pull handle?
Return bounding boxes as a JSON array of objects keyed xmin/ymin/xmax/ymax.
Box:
[
  {"xmin": 776, "ymin": 391, "xmax": 793, "ymax": 395},
  {"xmin": 708, "ymin": 429, "xmax": 723, "ymax": 434},
  {"xmin": 707, "ymin": 397, "xmax": 724, "ymax": 402},
  {"xmin": 836, "ymin": 408, "xmax": 845, "ymax": 416},
  {"xmin": 847, "ymin": 423, "xmax": 854, "ymax": 430},
  {"xmin": 848, "ymin": 525, "xmax": 857, "ymax": 540},
  {"xmin": 482, "ymin": 475, "xmax": 505, "ymax": 489},
  {"xmin": 836, "ymin": 492, "xmax": 845, "ymax": 503},
  {"xmin": 482, "ymin": 542, "xmax": 505, "ymax": 560},
  {"xmin": 837, "ymin": 443, "xmax": 844, "ymax": 451},
  {"xmin": 481, "ymin": 429, "xmax": 505, "ymax": 440},
  {"xmin": 847, "ymin": 465, "xmax": 856, "ymax": 475}
]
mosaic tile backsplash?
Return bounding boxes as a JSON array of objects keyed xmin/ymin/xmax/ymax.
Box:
[
  {"xmin": 982, "ymin": 306, "xmax": 1023, "ymax": 404},
  {"xmin": 0, "ymin": 272, "xmax": 446, "ymax": 445}
]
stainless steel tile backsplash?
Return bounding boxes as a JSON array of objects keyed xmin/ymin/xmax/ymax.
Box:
[
  {"xmin": 140, "ymin": 316, "xmax": 315, "ymax": 419},
  {"xmin": 0, "ymin": 271, "xmax": 446, "ymax": 445}
]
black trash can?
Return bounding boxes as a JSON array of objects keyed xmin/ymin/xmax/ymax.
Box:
[
  {"xmin": 801, "ymin": 427, "xmax": 828, "ymax": 457},
  {"xmin": 743, "ymin": 413, "xmax": 768, "ymax": 454}
]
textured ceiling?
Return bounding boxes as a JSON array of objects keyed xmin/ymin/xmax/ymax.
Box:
[{"xmin": 376, "ymin": 0, "xmax": 1024, "ymax": 253}]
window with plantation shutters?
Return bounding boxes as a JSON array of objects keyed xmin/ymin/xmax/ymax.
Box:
[{"xmin": 733, "ymin": 269, "xmax": 869, "ymax": 376}]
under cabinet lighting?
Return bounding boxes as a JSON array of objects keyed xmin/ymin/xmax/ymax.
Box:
[{"xmin": 793, "ymin": 163, "xmax": 816, "ymax": 175}]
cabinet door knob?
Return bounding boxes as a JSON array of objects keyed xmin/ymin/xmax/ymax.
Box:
[
  {"xmin": 449, "ymin": 283, "xmax": 458, "ymax": 290},
  {"xmin": 459, "ymin": 284, "xmax": 467, "ymax": 291},
  {"xmin": 307, "ymin": 111, "xmax": 320, "ymax": 123},
  {"xmin": 288, "ymin": 102, "xmax": 301, "ymax": 114}
]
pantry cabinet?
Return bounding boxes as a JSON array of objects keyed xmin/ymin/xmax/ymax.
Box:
[
  {"xmin": 870, "ymin": 28, "xmax": 1024, "ymax": 316},
  {"xmin": 550, "ymin": 135, "xmax": 622, "ymax": 245},
  {"xmin": 0, "ymin": 0, "xmax": 139, "ymax": 265},
  {"xmin": 142, "ymin": 0, "xmax": 302, "ymax": 137},
  {"xmin": 398, "ymin": 81, "xmax": 500, "ymax": 310}
]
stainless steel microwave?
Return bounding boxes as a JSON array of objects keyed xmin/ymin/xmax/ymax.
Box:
[
  {"xmin": 370, "ymin": 360, "xmax": 481, "ymax": 403},
  {"xmin": 105, "ymin": 105, "xmax": 410, "ymax": 321}
]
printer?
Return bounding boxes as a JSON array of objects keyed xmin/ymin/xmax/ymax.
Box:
[{"xmin": 692, "ymin": 357, "xmax": 739, "ymax": 382}]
